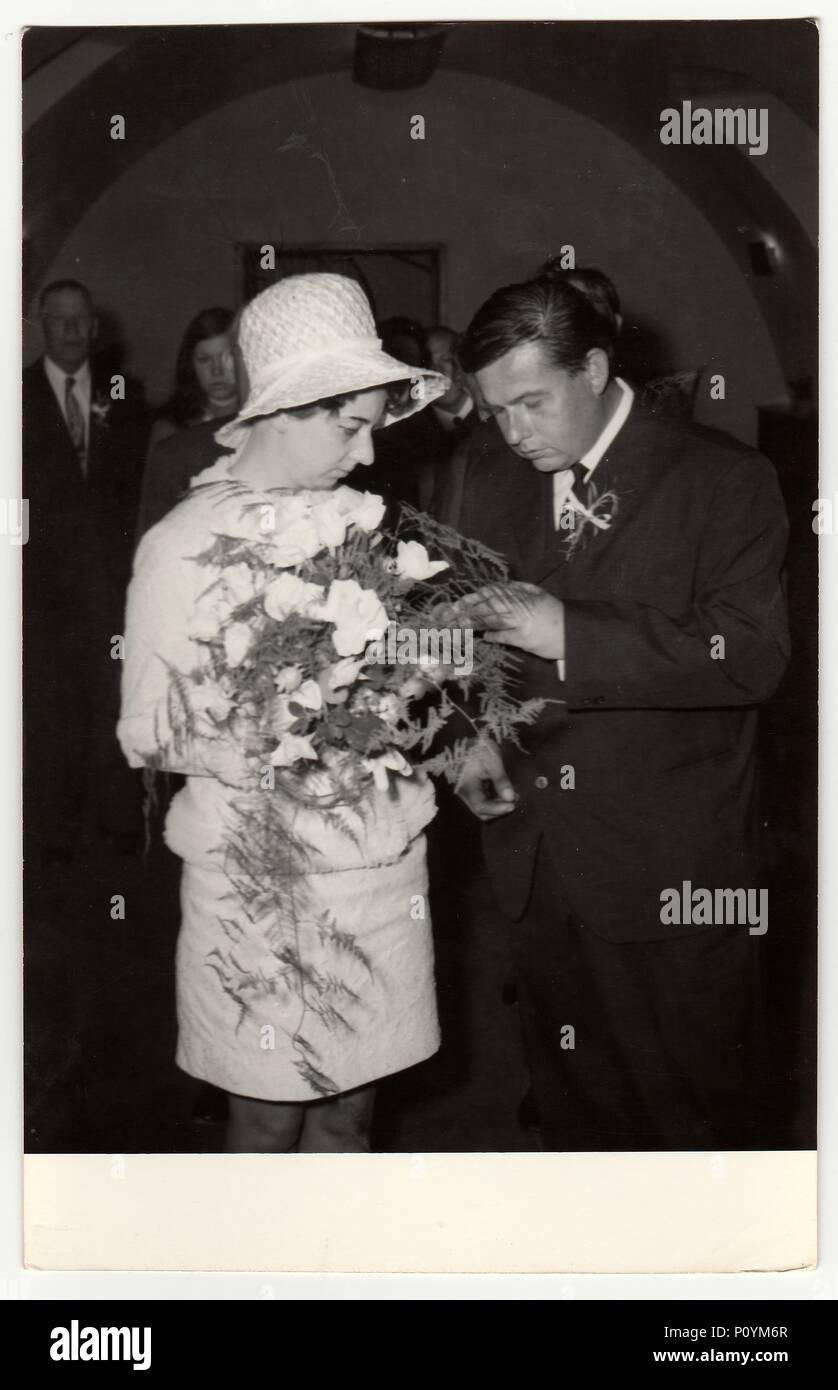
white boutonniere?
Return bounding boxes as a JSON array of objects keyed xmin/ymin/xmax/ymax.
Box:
[
  {"xmin": 90, "ymin": 394, "xmax": 112, "ymax": 428},
  {"xmin": 562, "ymin": 479, "xmax": 620, "ymax": 558}
]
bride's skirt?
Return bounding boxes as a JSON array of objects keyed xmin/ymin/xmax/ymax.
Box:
[{"xmin": 174, "ymin": 833, "xmax": 440, "ymax": 1101}]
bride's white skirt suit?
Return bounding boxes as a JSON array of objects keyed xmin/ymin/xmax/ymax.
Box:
[{"xmin": 118, "ymin": 469, "xmax": 440, "ymax": 1102}]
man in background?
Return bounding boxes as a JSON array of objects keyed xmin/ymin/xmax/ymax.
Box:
[
  {"xmin": 24, "ymin": 279, "xmax": 148, "ymax": 589},
  {"xmin": 23, "ymin": 279, "xmax": 148, "ymax": 862},
  {"xmin": 427, "ymin": 325, "xmax": 476, "ymax": 435},
  {"xmin": 425, "ymin": 325, "xmax": 481, "ymax": 525}
]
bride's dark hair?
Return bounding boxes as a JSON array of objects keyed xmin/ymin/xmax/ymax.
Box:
[{"xmin": 284, "ymin": 380, "xmax": 411, "ymax": 421}]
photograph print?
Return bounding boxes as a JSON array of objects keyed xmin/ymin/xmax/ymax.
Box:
[{"xmin": 22, "ymin": 19, "xmax": 817, "ymax": 1162}]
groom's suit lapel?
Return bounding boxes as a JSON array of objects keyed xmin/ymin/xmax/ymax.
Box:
[
  {"xmin": 526, "ymin": 404, "xmax": 661, "ymax": 587},
  {"xmin": 466, "ymin": 422, "xmax": 553, "ymax": 582},
  {"xmin": 508, "ymin": 464, "xmax": 555, "ymax": 583}
]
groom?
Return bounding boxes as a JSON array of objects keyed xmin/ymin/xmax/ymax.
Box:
[{"xmin": 451, "ymin": 273, "xmax": 790, "ymax": 1151}]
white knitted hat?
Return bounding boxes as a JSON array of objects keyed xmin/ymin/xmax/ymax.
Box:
[{"xmin": 215, "ymin": 273, "xmax": 449, "ymax": 448}]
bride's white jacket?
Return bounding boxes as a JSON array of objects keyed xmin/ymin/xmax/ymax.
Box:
[{"xmin": 117, "ymin": 468, "xmax": 437, "ymax": 874}]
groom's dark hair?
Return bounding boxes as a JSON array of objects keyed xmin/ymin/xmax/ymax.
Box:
[
  {"xmin": 538, "ymin": 262, "xmax": 622, "ymax": 338},
  {"xmin": 458, "ymin": 275, "xmax": 617, "ymax": 377}
]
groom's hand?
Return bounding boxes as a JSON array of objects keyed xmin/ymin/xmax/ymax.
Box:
[
  {"xmin": 452, "ymin": 582, "xmax": 565, "ymax": 661},
  {"xmin": 456, "ymin": 739, "xmax": 519, "ymax": 821}
]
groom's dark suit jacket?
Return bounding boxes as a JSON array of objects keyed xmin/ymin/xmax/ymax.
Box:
[{"xmin": 457, "ymin": 403, "xmax": 790, "ymax": 942}]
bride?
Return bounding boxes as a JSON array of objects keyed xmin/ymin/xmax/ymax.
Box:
[{"xmin": 118, "ymin": 273, "xmax": 449, "ymax": 1153}]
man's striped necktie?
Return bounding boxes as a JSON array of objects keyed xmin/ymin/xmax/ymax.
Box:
[{"xmin": 64, "ymin": 376, "xmax": 87, "ymax": 475}]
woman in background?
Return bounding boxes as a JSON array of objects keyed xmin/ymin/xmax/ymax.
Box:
[
  {"xmin": 135, "ymin": 307, "xmax": 241, "ymax": 542},
  {"xmin": 146, "ymin": 306, "xmax": 240, "ymax": 454}
]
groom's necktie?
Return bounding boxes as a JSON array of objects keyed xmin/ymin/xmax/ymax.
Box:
[
  {"xmin": 64, "ymin": 376, "xmax": 87, "ymax": 476},
  {"xmin": 553, "ymin": 463, "xmax": 593, "ymax": 533},
  {"xmin": 569, "ymin": 462, "xmax": 595, "ymax": 511}
]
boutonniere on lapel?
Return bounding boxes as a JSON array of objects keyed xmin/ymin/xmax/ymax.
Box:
[
  {"xmin": 562, "ymin": 478, "xmax": 620, "ymax": 559},
  {"xmin": 90, "ymin": 392, "xmax": 112, "ymax": 429}
]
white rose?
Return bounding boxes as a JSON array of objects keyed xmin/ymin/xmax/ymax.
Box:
[
  {"xmin": 292, "ymin": 679, "xmax": 323, "ymax": 711},
  {"xmin": 399, "ymin": 673, "xmax": 427, "ymax": 700},
  {"xmin": 223, "ymin": 621, "xmax": 253, "ymax": 667},
  {"xmin": 330, "ymin": 485, "xmax": 365, "ymax": 514},
  {"xmin": 278, "ymin": 494, "xmax": 314, "ymax": 524},
  {"xmin": 320, "ymin": 579, "xmax": 388, "ymax": 658},
  {"xmin": 416, "ymin": 655, "xmax": 449, "ymax": 682},
  {"xmin": 264, "ymin": 572, "xmax": 325, "ymax": 621},
  {"xmin": 317, "ymin": 656, "xmax": 365, "ymax": 705},
  {"xmin": 327, "ymin": 486, "xmax": 386, "ymax": 534},
  {"xmin": 394, "ymin": 540, "xmax": 449, "ymax": 581},
  {"xmin": 221, "ymin": 562, "xmax": 258, "ymax": 606},
  {"xmin": 328, "ymin": 656, "xmax": 367, "ymax": 690},
  {"xmin": 274, "ymin": 665, "xmax": 303, "ymax": 694},
  {"xmin": 187, "ymin": 586, "xmax": 234, "ymax": 640},
  {"xmin": 312, "ymin": 493, "xmax": 350, "ymax": 548},
  {"xmin": 269, "ymin": 732, "xmax": 318, "ymax": 768},
  {"xmin": 268, "ymin": 518, "xmax": 324, "ymax": 567},
  {"xmin": 342, "ymin": 489, "xmax": 387, "ymax": 533},
  {"xmin": 363, "ymin": 749, "xmax": 413, "ymax": 790},
  {"xmin": 213, "ymin": 505, "xmax": 271, "ymax": 543},
  {"xmin": 375, "ymin": 692, "xmax": 406, "ymax": 726}
]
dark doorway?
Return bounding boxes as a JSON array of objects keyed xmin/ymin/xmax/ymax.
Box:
[{"xmin": 239, "ymin": 244, "xmax": 442, "ymax": 325}]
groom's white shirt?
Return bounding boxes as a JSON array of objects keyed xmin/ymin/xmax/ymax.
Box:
[{"xmin": 552, "ymin": 376, "xmax": 634, "ymax": 529}]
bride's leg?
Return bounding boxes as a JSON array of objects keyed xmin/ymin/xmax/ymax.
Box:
[
  {"xmin": 297, "ymin": 1084, "xmax": 376, "ymax": 1153},
  {"xmin": 224, "ymin": 1093, "xmax": 305, "ymax": 1153}
]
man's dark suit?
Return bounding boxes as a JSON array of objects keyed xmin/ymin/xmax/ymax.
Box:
[
  {"xmin": 23, "ymin": 356, "xmax": 148, "ymax": 591},
  {"xmin": 361, "ymin": 403, "xmax": 466, "ymax": 513},
  {"xmin": 23, "ymin": 356, "xmax": 148, "ymax": 858},
  {"xmin": 457, "ymin": 402, "xmax": 790, "ymax": 1148}
]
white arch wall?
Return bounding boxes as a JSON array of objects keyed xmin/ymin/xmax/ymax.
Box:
[{"xmin": 28, "ymin": 69, "xmax": 786, "ymax": 443}]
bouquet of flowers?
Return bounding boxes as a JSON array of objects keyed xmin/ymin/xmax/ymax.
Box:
[
  {"xmin": 159, "ymin": 479, "xmax": 546, "ymax": 813},
  {"xmin": 143, "ymin": 479, "xmax": 548, "ymax": 1094}
]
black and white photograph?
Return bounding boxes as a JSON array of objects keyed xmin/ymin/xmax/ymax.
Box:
[{"xmin": 18, "ymin": 12, "xmax": 819, "ymax": 1272}]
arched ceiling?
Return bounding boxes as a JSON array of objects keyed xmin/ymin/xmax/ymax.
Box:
[{"xmin": 23, "ymin": 21, "xmax": 817, "ymax": 375}]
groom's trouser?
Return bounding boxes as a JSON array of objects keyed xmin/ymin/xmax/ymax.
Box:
[{"xmin": 510, "ymin": 839, "xmax": 769, "ymax": 1151}]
